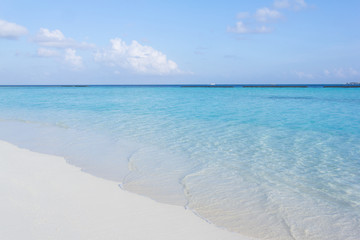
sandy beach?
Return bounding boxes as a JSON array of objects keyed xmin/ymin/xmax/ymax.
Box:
[{"xmin": 0, "ymin": 140, "xmax": 250, "ymax": 240}]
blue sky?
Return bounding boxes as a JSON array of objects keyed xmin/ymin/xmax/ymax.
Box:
[{"xmin": 0, "ymin": 0, "xmax": 359, "ymax": 84}]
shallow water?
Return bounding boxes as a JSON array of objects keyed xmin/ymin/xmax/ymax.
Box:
[{"xmin": 0, "ymin": 86, "xmax": 359, "ymax": 239}]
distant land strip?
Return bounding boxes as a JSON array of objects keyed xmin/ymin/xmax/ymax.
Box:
[
  {"xmin": 323, "ymin": 86, "xmax": 360, "ymax": 88},
  {"xmin": 181, "ymin": 86, "xmax": 234, "ymax": 88},
  {"xmin": 1, "ymin": 85, "xmax": 360, "ymax": 88},
  {"xmin": 242, "ymin": 86, "xmax": 307, "ymax": 88}
]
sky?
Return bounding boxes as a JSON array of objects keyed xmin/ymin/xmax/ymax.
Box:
[{"xmin": 0, "ymin": 0, "xmax": 359, "ymax": 85}]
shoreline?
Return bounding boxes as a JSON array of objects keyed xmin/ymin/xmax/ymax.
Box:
[{"xmin": 0, "ymin": 140, "xmax": 251, "ymax": 240}]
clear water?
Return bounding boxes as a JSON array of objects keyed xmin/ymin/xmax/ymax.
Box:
[{"xmin": 0, "ymin": 86, "xmax": 359, "ymax": 240}]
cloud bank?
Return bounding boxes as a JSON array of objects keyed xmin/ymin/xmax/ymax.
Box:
[
  {"xmin": 228, "ymin": 0, "xmax": 308, "ymax": 35},
  {"xmin": 95, "ymin": 38, "xmax": 180, "ymax": 75},
  {"xmin": 0, "ymin": 19, "xmax": 28, "ymax": 39},
  {"xmin": 33, "ymin": 29, "xmax": 182, "ymax": 74},
  {"xmin": 3, "ymin": 23, "xmax": 182, "ymax": 75},
  {"xmin": 33, "ymin": 28, "xmax": 91, "ymax": 70},
  {"xmin": 227, "ymin": 22, "xmax": 271, "ymax": 34}
]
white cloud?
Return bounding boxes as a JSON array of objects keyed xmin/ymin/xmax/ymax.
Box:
[
  {"xmin": 64, "ymin": 48, "xmax": 83, "ymax": 69},
  {"xmin": 95, "ymin": 38, "xmax": 180, "ymax": 75},
  {"xmin": 324, "ymin": 68, "xmax": 359, "ymax": 78},
  {"xmin": 229, "ymin": 1, "xmax": 309, "ymax": 35},
  {"xmin": 227, "ymin": 21, "xmax": 249, "ymax": 34},
  {"xmin": 32, "ymin": 28, "xmax": 90, "ymax": 70},
  {"xmin": 37, "ymin": 48, "xmax": 60, "ymax": 57},
  {"xmin": 274, "ymin": 0, "xmax": 307, "ymax": 10},
  {"xmin": 227, "ymin": 21, "xmax": 272, "ymax": 34},
  {"xmin": 229, "ymin": 6, "xmax": 281, "ymax": 35},
  {"xmin": 255, "ymin": 8, "xmax": 282, "ymax": 22},
  {"xmin": 34, "ymin": 28, "xmax": 94, "ymax": 49},
  {"xmin": 0, "ymin": 19, "xmax": 28, "ymax": 39}
]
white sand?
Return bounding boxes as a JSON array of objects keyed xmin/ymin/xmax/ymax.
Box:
[{"xmin": 0, "ymin": 140, "xmax": 252, "ymax": 240}]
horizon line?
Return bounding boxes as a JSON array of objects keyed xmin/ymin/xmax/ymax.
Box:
[{"xmin": 1, "ymin": 83, "xmax": 360, "ymax": 88}]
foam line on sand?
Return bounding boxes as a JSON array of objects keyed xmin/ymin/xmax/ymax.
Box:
[{"xmin": 0, "ymin": 140, "xmax": 252, "ymax": 240}]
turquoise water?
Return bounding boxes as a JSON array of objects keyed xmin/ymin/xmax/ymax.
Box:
[{"xmin": 0, "ymin": 86, "xmax": 359, "ymax": 239}]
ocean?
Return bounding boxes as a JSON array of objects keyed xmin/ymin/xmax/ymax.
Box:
[{"xmin": 0, "ymin": 86, "xmax": 359, "ymax": 239}]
